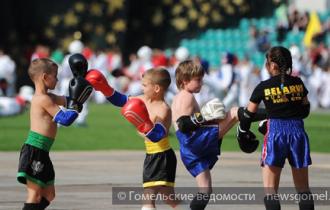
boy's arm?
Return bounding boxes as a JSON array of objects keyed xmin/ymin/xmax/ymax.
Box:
[
  {"xmin": 154, "ymin": 105, "xmax": 171, "ymax": 135},
  {"xmin": 176, "ymin": 95, "xmax": 226, "ymax": 133},
  {"xmin": 121, "ymin": 98, "xmax": 166, "ymax": 142},
  {"xmin": 48, "ymin": 93, "xmax": 66, "ymax": 107},
  {"xmin": 40, "ymin": 95, "xmax": 78, "ymax": 126}
]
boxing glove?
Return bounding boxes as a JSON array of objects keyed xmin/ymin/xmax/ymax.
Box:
[
  {"xmin": 200, "ymin": 98, "xmax": 226, "ymax": 120},
  {"xmin": 121, "ymin": 98, "xmax": 166, "ymax": 142},
  {"xmin": 85, "ymin": 69, "xmax": 114, "ymax": 97},
  {"xmin": 191, "ymin": 98, "xmax": 226, "ymax": 124},
  {"xmin": 236, "ymin": 125, "xmax": 259, "ymax": 153},
  {"xmin": 69, "ymin": 53, "xmax": 88, "ymax": 77},
  {"xmin": 67, "ymin": 76, "xmax": 93, "ymax": 112},
  {"xmin": 121, "ymin": 98, "xmax": 154, "ymax": 133}
]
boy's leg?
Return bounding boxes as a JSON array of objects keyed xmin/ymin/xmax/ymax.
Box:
[
  {"xmin": 39, "ymin": 184, "xmax": 55, "ymax": 209},
  {"xmin": 22, "ymin": 203, "xmax": 40, "ymax": 210},
  {"xmin": 217, "ymin": 107, "xmax": 239, "ymax": 138},
  {"xmin": 291, "ymin": 167, "xmax": 314, "ymax": 210},
  {"xmin": 26, "ymin": 180, "xmax": 43, "ymax": 203},
  {"xmin": 190, "ymin": 169, "xmax": 212, "ymax": 210},
  {"xmin": 262, "ymin": 165, "xmax": 282, "ymax": 210},
  {"xmin": 143, "ymin": 186, "xmax": 162, "ymax": 209},
  {"xmin": 23, "ymin": 180, "xmax": 42, "ymax": 210},
  {"xmin": 159, "ymin": 187, "xmax": 190, "ymax": 209}
]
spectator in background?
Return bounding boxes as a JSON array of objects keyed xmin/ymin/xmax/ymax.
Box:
[
  {"xmin": 307, "ymin": 54, "xmax": 323, "ymax": 110},
  {"xmin": 111, "ymin": 53, "xmax": 138, "ymax": 93},
  {"xmin": 298, "ymin": 11, "xmax": 309, "ymax": 31},
  {"xmin": 0, "ymin": 48, "xmax": 16, "ymax": 97},
  {"xmin": 288, "ymin": 8, "xmax": 300, "ymax": 33},
  {"xmin": 319, "ymin": 63, "xmax": 330, "ymax": 108},
  {"xmin": 50, "ymin": 46, "xmax": 65, "ymax": 95},
  {"xmin": 257, "ymin": 29, "xmax": 271, "ymax": 53},
  {"xmin": 30, "ymin": 44, "xmax": 50, "ymax": 61},
  {"xmin": 107, "ymin": 47, "xmax": 123, "ymax": 74},
  {"xmin": 194, "ymin": 55, "xmax": 212, "ymax": 105},
  {"xmin": 125, "ymin": 46, "xmax": 154, "ymax": 96},
  {"xmin": 275, "ymin": 3, "xmax": 289, "ymax": 42},
  {"xmin": 106, "ymin": 47, "xmax": 124, "ymax": 93},
  {"xmin": 166, "ymin": 46, "xmax": 190, "ymax": 105},
  {"xmin": 289, "ymin": 44, "xmax": 305, "ymax": 77},
  {"xmin": 204, "ymin": 52, "xmax": 236, "ymax": 109},
  {"xmin": 92, "ymin": 48, "xmax": 108, "ymax": 104},
  {"xmin": 152, "ymin": 48, "xmax": 168, "ymax": 67},
  {"xmin": 246, "ymin": 24, "xmax": 259, "ymax": 54},
  {"xmin": 236, "ymin": 55, "xmax": 255, "ymax": 107},
  {"xmin": 0, "ymin": 85, "xmax": 34, "ymax": 117}
]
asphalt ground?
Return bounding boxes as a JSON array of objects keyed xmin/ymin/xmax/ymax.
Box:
[{"xmin": 1, "ymin": 151, "xmax": 329, "ymax": 210}]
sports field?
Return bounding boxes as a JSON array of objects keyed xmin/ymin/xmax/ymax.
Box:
[{"xmin": 0, "ymin": 103, "xmax": 329, "ymax": 153}]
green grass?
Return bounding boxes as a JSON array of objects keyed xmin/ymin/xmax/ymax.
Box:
[{"xmin": 0, "ymin": 103, "xmax": 329, "ymax": 153}]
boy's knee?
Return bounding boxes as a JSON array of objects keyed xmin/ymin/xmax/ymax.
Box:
[
  {"xmin": 46, "ymin": 192, "xmax": 55, "ymax": 202},
  {"xmin": 230, "ymin": 107, "xmax": 239, "ymax": 120}
]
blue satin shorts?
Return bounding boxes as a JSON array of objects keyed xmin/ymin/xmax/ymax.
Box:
[
  {"xmin": 176, "ymin": 125, "xmax": 220, "ymax": 177},
  {"xmin": 260, "ymin": 118, "xmax": 312, "ymax": 168}
]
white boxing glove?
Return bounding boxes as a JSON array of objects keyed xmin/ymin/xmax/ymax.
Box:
[{"xmin": 201, "ymin": 98, "xmax": 226, "ymax": 121}]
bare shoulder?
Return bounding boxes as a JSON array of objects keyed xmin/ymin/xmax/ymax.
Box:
[
  {"xmin": 172, "ymin": 90, "xmax": 196, "ymax": 120},
  {"xmin": 160, "ymin": 101, "xmax": 171, "ymax": 117},
  {"xmin": 32, "ymin": 94, "xmax": 53, "ymax": 108},
  {"xmin": 174, "ymin": 91, "xmax": 195, "ymax": 109}
]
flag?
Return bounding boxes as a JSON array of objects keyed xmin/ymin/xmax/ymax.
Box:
[{"xmin": 303, "ymin": 11, "xmax": 322, "ymax": 47}]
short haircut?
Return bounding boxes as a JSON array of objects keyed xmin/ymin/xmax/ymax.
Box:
[
  {"xmin": 142, "ymin": 66, "xmax": 171, "ymax": 91},
  {"xmin": 175, "ymin": 60, "xmax": 204, "ymax": 90},
  {"xmin": 28, "ymin": 58, "xmax": 58, "ymax": 82}
]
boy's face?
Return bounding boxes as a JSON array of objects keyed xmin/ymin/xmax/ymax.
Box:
[
  {"xmin": 141, "ymin": 77, "xmax": 157, "ymax": 99},
  {"xmin": 184, "ymin": 76, "xmax": 203, "ymax": 93},
  {"xmin": 44, "ymin": 67, "xmax": 58, "ymax": 90}
]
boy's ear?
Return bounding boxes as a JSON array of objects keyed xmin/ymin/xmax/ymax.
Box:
[
  {"xmin": 154, "ymin": 84, "xmax": 161, "ymax": 93},
  {"xmin": 41, "ymin": 72, "xmax": 47, "ymax": 81}
]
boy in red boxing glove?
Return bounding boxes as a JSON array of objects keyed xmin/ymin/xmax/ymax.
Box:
[{"xmin": 86, "ymin": 67, "xmax": 189, "ymax": 210}]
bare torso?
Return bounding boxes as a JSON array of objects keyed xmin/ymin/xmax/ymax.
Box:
[
  {"xmin": 30, "ymin": 95, "xmax": 58, "ymax": 139},
  {"xmin": 135, "ymin": 95, "xmax": 171, "ymax": 142},
  {"xmin": 171, "ymin": 90, "xmax": 200, "ymax": 131}
]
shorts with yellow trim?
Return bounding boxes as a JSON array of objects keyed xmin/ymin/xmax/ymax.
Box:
[
  {"xmin": 17, "ymin": 131, "xmax": 55, "ymax": 188},
  {"xmin": 143, "ymin": 137, "xmax": 177, "ymax": 188}
]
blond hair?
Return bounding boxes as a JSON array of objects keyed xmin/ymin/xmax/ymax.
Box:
[
  {"xmin": 142, "ymin": 66, "xmax": 171, "ymax": 91},
  {"xmin": 175, "ymin": 60, "xmax": 204, "ymax": 90},
  {"xmin": 28, "ymin": 58, "xmax": 58, "ymax": 82}
]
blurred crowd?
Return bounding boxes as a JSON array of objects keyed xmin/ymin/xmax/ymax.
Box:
[{"xmin": 1, "ymin": 6, "xmax": 330, "ymax": 119}]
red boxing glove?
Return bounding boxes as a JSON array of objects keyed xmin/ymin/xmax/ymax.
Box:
[
  {"xmin": 121, "ymin": 98, "xmax": 154, "ymax": 134},
  {"xmin": 85, "ymin": 69, "xmax": 114, "ymax": 97}
]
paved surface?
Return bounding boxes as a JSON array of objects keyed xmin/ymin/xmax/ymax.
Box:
[{"xmin": 1, "ymin": 151, "xmax": 329, "ymax": 209}]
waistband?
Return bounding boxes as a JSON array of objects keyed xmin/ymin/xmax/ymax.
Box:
[
  {"xmin": 145, "ymin": 136, "xmax": 171, "ymax": 154},
  {"xmin": 25, "ymin": 131, "xmax": 54, "ymax": 152},
  {"xmin": 268, "ymin": 118, "xmax": 304, "ymax": 132}
]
